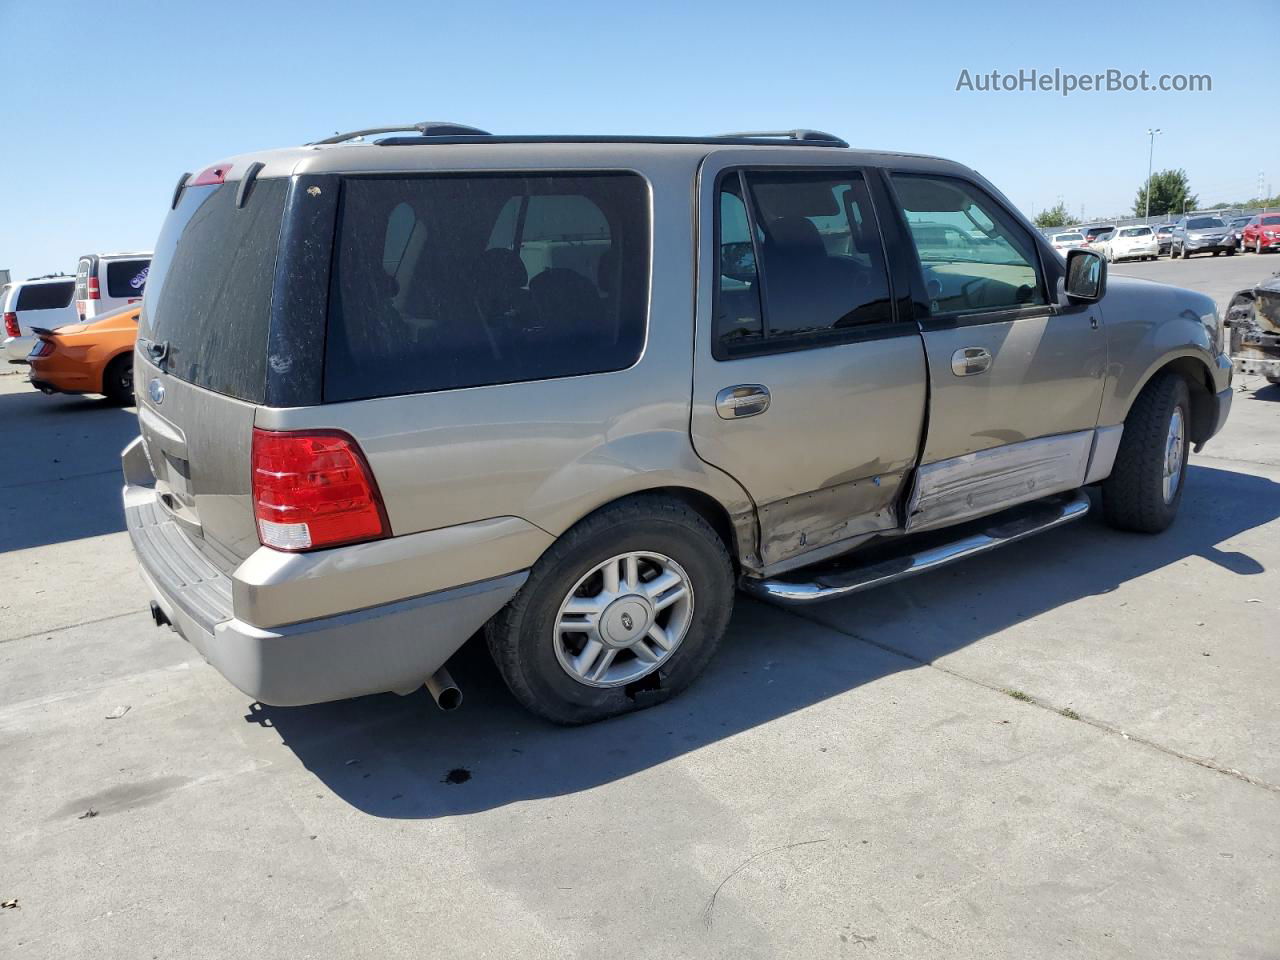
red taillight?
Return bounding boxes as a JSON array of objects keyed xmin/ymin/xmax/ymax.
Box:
[
  {"xmin": 189, "ymin": 163, "xmax": 233, "ymax": 186},
  {"xmin": 87, "ymin": 276, "xmax": 100, "ymax": 300},
  {"xmin": 3, "ymin": 312, "xmax": 18, "ymax": 338},
  {"xmin": 251, "ymin": 428, "xmax": 389, "ymax": 552}
]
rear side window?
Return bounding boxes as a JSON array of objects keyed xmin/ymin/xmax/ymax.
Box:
[
  {"xmin": 106, "ymin": 259, "xmax": 150, "ymax": 298},
  {"xmin": 140, "ymin": 179, "xmax": 288, "ymax": 403},
  {"xmin": 324, "ymin": 172, "xmax": 649, "ymax": 402},
  {"xmin": 16, "ymin": 281, "xmax": 74, "ymax": 311},
  {"xmin": 713, "ymin": 169, "xmax": 894, "ymax": 358}
]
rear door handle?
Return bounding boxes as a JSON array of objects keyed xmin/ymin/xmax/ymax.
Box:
[
  {"xmin": 951, "ymin": 347, "xmax": 992, "ymax": 377},
  {"xmin": 716, "ymin": 384, "xmax": 771, "ymax": 419}
]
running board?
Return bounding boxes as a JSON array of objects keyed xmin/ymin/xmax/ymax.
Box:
[{"xmin": 742, "ymin": 490, "xmax": 1091, "ymax": 604}]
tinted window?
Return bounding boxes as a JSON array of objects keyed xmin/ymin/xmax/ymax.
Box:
[
  {"xmin": 74, "ymin": 257, "xmax": 93, "ymax": 302},
  {"xmin": 1263, "ymin": 216, "xmax": 1280, "ymax": 226},
  {"xmin": 892, "ymin": 174, "xmax": 1045, "ymax": 315},
  {"xmin": 140, "ymin": 179, "xmax": 288, "ymax": 403},
  {"xmin": 714, "ymin": 175, "xmax": 764, "ymax": 351},
  {"xmin": 106, "ymin": 259, "xmax": 150, "ymax": 298},
  {"xmin": 16, "ymin": 281, "xmax": 74, "ymax": 311},
  {"xmin": 324, "ymin": 173, "xmax": 648, "ymax": 402},
  {"xmin": 713, "ymin": 170, "xmax": 892, "ymax": 357}
]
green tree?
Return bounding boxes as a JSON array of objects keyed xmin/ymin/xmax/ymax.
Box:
[
  {"xmin": 1034, "ymin": 202, "xmax": 1077, "ymax": 228},
  {"xmin": 1134, "ymin": 169, "xmax": 1197, "ymax": 217}
]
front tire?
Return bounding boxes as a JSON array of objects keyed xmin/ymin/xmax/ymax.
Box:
[
  {"xmin": 102, "ymin": 355, "xmax": 134, "ymax": 405},
  {"xmin": 1102, "ymin": 373, "xmax": 1191, "ymax": 534},
  {"xmin": 486, "ymin": 494, "xmax": 735, "ymax": 724}
]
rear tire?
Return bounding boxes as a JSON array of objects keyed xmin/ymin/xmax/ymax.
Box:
[
  {"xmin": 102, "ymin": 355, "xmax": 134, "ymax": 405},
  {"xmin": 486, "ymin": 494, "xmax": 735, "ymax": 725},
  {"xmin": 1102, "ymin": 373, "xmax": 1190, "ymax": 534}
]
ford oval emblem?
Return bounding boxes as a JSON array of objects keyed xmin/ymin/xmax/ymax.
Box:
[{"xmin": 149, "ymin": 379, "xmax": 165, "ymax": 405}]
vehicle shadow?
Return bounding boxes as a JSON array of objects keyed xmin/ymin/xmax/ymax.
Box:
[
  {"xmin": 248, "ymin": 463, "xmax": 1278, "ymax": 820},
  {"xmin": 0, "ymin": 383, "xmax": 138, "ymax": 553},
  {"xmin": 1246, "ymin": 381, "xmax": 1280, "ymax": 403}
]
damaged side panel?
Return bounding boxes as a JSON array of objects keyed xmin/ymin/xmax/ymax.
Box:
[{"xmin": 906, "ymin": 430, "xmax": 1093, "ymax": 532}]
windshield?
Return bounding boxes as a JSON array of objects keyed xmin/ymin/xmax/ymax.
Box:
[
  {"xmin": 1187, "ymin": 217, "xmax": 1224, "ymax": 230},
  {"xmin": 1263, "ymin": 216, "xmax": 1280, "ymax": 226}
]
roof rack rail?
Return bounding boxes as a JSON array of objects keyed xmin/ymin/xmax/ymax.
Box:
[
  {"xmin": 716, "ymin": 129, "xmax": 848, "ymax": 147},
  {"xmin": 310, "ymin": 121, "xmax": 492, "ymax": 145},
  {"xmin": 373, "ymin": 133, "xmax": 850, "ymax": 148}
]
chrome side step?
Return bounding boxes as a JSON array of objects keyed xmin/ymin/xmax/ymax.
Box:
[{"xmin": 742, "ymin": 490, "xmax": 1090, "ymax": 605}]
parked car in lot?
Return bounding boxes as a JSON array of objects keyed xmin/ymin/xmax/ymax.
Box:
[
  {"xmin": 1171, "ymin": 215, "xmax": 1236, "ymax": 258},
  {"xmin": 27, "ymin": 303, "xmax": 140, "ymax": 403},
  {"xmin": 1155, "ymin": 223, "xmax": 1175, "ymax": 255},
  {"xmin": 1241, "ymin": 213, "xmax": 1280, "ymax": 254},
  {"xmin": 1226, "ymin": 273, "xmax": 1280, "ymax": 383},
  {"xmin": 1101, "ymin": 225, "xmax": 1159, "ymax": 262},
  {"xmin": 74, "ymin": 252, "xmax": 151, "ymax": 320},
  {"xmin": 3, "ymin": 274, "xmax": 77, "ymax": 362},
  {"xmin": 1226, "ymin": 216, "xmax": 1252, "ymax": 249},
  {"xmin": 122, "ymin": 124, "xmax": 1233, "ymax": 724},
  {"xmin": 1050, "ymin": 231, "xmax": 1085, "ymax": 255}
]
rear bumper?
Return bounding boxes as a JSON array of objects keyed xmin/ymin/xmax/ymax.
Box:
[
  {"xmin": 1232, "ymin": 354, "xmax": 1280, "ymax": 378},
  {"xmin": 121, "ymin": 436, "xmax": 528, "ymax": 705},
  {"xmin": 3, "ymin": 335, "xmax": 34, "ymax": 363}
]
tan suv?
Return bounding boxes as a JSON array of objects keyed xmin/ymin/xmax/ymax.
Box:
[{"xmin": 123, "ymin": 123, "xmax": 1233, "ymax": 724}]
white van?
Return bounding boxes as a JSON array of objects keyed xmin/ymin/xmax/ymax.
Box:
[
  {"xmin": 3, "ymin": 275, "xmax": 78, "ymax": 362},
  {"xmin": 74, "ymin": 252, "xmax": 152, "ymax": 320}
]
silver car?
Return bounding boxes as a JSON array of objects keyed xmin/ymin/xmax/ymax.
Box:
[
  {"xmin": 1171, "ymin": 215, "xmax": 1237, "ymax": 258},
  {"xmin": 123, "ymin": 124, "xmax": 1233, "ymax": 724}
]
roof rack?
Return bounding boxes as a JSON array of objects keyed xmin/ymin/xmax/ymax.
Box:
[
  {"xmin": 310, "ymin": 122, "xmax": 492, "ymax": 145},
  {"xmin": 716, "ymin": 129, "xmax": 848, "ymax": 146},
  {"xmin": 372, "ymin": 132, "xmax": 849, "ymax": 148}
]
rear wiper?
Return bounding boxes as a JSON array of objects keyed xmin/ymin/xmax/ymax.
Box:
[{"xmin": 142, "ymin": 339, "xmax": 169, "ymax": 365}]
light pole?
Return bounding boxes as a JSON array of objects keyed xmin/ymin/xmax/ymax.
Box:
[{"xmin": 1145, "ymin": 128, "xmax": 1162, "ymax": 220}]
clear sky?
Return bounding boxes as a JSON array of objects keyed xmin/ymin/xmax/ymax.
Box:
[{"xmin": 1, "ymin": 0, "xmax": 1274, "ymax": 281}]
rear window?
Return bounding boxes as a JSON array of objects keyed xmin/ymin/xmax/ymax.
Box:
[
  {"xmin": 1118, "ymin": 227, "xmax": 1150, "ymax": 237},
  {"xmin": 106, "ymin": 259, "xmax": 150, "ymax": 298},
  {"xmin": 74, "ymin": 258, "xmax": 93, "ymax": 302},
  {"xmin": 324, "ymin": 172, "xmax": 649, "ymax": 403},
  {"xmin": 1054, "ymin": 233, "xmax": 1084, "ymax": 243},
  {"xmin": 140, "ymin": 179, "xmax": 288, "ymax": 403},
  {"xmin": 16, "ymin": 281, "xmax": 74, "ymax": 311}
]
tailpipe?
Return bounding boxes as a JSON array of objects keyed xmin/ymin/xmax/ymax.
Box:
[
  {"xmin": 425, "ymin": 668, "xmax": 463, "ymax": 712},
  {"xmin": 149, "ymin": 601, "xmax": 171, "ymax": 628}
]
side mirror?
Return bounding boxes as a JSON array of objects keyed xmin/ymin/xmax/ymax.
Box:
[{"xmin": 1065, "ymin": 248, "xmax": 1106, "ymax": 302}]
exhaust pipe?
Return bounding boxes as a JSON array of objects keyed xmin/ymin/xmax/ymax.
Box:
[
  {"xmin": 149, "ymin": 601, "xmax": 171, "ymax": 628},
  {"xmin": 425, "ymin": 668, "xmax": 463, "ymax": 712}
]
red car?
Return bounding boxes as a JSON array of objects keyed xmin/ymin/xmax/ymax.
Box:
[{"xmin": 1242, "ymin": 213, "xmax": 1280, "ymax": 254}]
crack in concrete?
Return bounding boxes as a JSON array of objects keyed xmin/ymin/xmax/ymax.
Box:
[
  {"xmin": 0, "ymin": 610, "xmax": 142, "ymax": 646},
  {"xmin": 776, "ymin": 604, "xmax": 1280, "ymax": 796}
]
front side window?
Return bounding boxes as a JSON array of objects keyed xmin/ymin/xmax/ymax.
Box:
[
  {"xmin": 892, "ymin": 174, "xmax": 1045, "ymax": 316},
  {"xmin": 713, "ymin": 169, "xmax": 893, "ymax": 357},
  {"xmin": 324, "ymin": 173, "xmax": 649, "ymax": 402}
]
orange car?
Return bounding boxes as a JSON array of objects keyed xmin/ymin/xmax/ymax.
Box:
[{"xmin": 27, "ymin": 303, "xmax": 139, "ymax": 403}]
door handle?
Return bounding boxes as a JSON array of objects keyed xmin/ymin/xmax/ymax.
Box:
[
  {"xmin": 951, "ymin": 347, "xmax": 991, "ymax": 377},
  {"xmin": 716, "ymin": 384, "xmax": 771, "ymax": 419}
]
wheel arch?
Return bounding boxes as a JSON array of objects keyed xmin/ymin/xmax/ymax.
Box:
[
  {"xmin": 97, "ymin": 347, "xmax": 134, "ymax": 394},
  {"xmin": 1125, "ymin": 355, "xmax": 1217, "ymax": 445}
]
